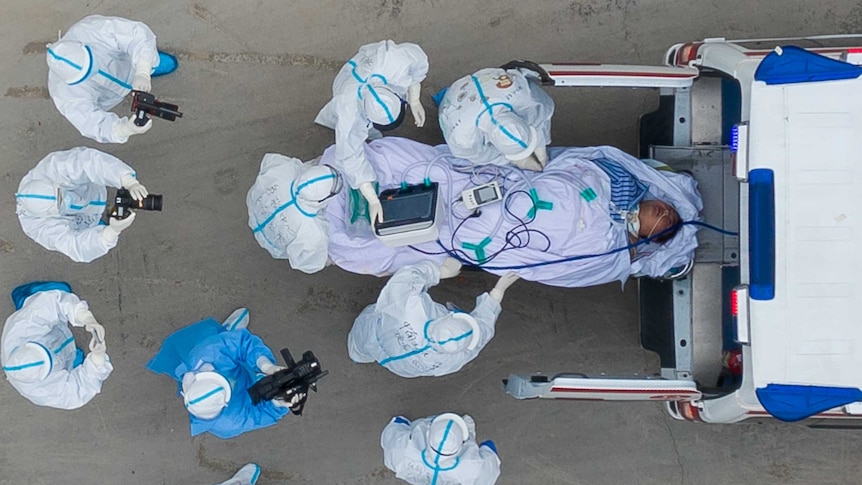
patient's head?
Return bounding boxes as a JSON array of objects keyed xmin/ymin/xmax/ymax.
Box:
[{"xmin": 638, "ymin": 199, "xmax": 681, "ymax": 243}]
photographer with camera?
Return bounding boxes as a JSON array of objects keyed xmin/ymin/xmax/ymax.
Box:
[
  {"xmin": 15, "ymin": 147, "xmax": 159, "ymax": 263},
  {"xmin": 46, "ymin": 15, "xmax": 179, "ymax": 143},
  {"xmin": 146, "ymin": 308, "xmax": 301, "ymax": 439}
]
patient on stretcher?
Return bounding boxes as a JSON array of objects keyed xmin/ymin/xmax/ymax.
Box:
[{"xmin": 246, "ymin": 137, "xmax": 702, "ymax": 287}]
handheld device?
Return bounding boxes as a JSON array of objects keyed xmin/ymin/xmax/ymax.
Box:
[
  {"xmin": 131, "ymin": 91, "xmax": 183, "ymax": 127},
  {"xmin": 247, "ymin": 347, "xmax": 328, "ymax": 416},
  {"xmin": 461, "ymin": 181, "xmax": 503, "ymax": 210}
]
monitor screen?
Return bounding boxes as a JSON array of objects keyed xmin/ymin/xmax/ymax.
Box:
[
  {"xmin": 380, "ymin": 191, "xmax": 434, "ymax": 222},
  {"xmin": 475, "ymin": 186, "xmax": 497, "ymax": 204}
]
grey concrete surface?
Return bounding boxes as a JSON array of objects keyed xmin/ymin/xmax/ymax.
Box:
[{"xmin": 2, "ymin": 1, "xmax": 862, "ymax": 484}]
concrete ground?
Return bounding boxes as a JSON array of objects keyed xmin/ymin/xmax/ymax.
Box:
[{"xmin": 2, "ymin": 1, "xmax": 862, "ymax": 484}]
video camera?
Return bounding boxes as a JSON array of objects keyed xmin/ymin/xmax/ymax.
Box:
[
  {"xmin": 131, "ymin": 91, "xmax": 183, "ymax": 127},
  {"xmin": 247, "ymin": 347, "xmax": 328, "ymax": 416},
  {"xmin": 110, "ymin": 188, "xmax": 163, "ymax": 220}
]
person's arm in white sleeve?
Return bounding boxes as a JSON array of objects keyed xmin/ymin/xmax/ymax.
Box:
[
  {"xmin": 72, "ymin": 15, "xmax": 159, "ymax": 70},
  {"xmin": 19, "ymin": 216, "xmax": 115, "ymax": 263},
  {"xmin": 381, "ymin": 418, "xmax": 412, "ymax": 472},
  {"xmin": 34, "ymin": 147, "xmax": 135, "ymax": 188},
  {"xmin": 468, "ymin": 293, "xmax": 502, "ymax": 350},
  {"xmin": 19, "ymin": 356, "xmax": 113, "ymax": 410},
  {"xmin": 376, "ymin": 261, "xmax": 441, "ymax": 308},
  {"xmin": 51, "ymin": 290, "xmax": 89, "ymax": 327},
  {"xmin": 333, "ymin": 97, "xmax": 378, "ymax": 189},
  {"xmin": 285, "ymin": 220, "xmax": 330, "ymax": 274},
  {"xmin": 49, "ymin": 84, "xmax": 131, "ymax": 144},
  {"xmin": 476, "ymin": 445, "xmax": 503, "ymax": 485},
  {"xmin": 396, "ymin": 43, "xmax": 429, "ymax": 83}
]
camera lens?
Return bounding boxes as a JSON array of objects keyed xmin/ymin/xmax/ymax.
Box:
[{"xmin": 140, "ymin": 194, "xmax": 163, "ymax": 211}]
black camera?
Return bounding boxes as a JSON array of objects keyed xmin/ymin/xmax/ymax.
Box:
[
  {"xmin": 111, "ymin": 188, "xmax": 163, "ymax": 220},
  {"xmin": 247, "ymin": 347, "xmax": 328, "ymax": 416},
  {"xmin": 131, "ymin": 91, "xmax": 183, "ymax": 127}
]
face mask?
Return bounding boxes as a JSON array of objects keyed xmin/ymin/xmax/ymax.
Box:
[{"xmin": 626, "ymin": 206, "xmax": 641, "ymax": 238}]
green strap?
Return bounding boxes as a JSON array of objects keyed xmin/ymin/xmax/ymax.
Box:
[
  {"xmin": 461, "ymin": 237, "xmax": 492, "ymax": 264},
  {"xmin": 526, "ymin": 188, "xmax": 554, "ymax": 219}
]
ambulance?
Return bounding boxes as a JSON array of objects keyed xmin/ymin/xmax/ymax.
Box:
[{"xmin": 504, "ymin": 37, "xmax": 862, "ymax": 425}]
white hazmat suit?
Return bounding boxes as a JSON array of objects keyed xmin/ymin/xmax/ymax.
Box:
[
  {"xmin": 439, "ymin": 67, "xmax": 554, "ymax": 168},
  {"xmin": 16, "ymin": 147, "xmax": 145, "ymax": 263},
  {"xmin": 246, "ymin": 154, "xmax": 341, "ymax": 273},
  {"xmin": 381, "ymin": 413, "xmax": 501, "ymax": 485},
  {"xmin": 347, "ymin": 261, "xmax": 501, "ymax": 378},
  {"xmin": 47, "ymin": 15, "xmax": 161, "ymax": 143},
  {"xmin": 1, "ymin": 289, "xmax": 112, "ymax": 409},
  {"xmin": 315, "ymin": 40, "xmax": 429, "ymax": 189}
]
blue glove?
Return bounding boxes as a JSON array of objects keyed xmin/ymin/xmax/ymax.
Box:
[
  {"xmin": 393, "ymin": 416, "xmax": 411, "ymax": 425},
  {"xmin": 479, "ymin": 440, "xmax": 498, "ymax": 455}
]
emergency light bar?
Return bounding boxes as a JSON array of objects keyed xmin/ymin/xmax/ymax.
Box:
[{"xmin": 732, "ymin": 123, "xmax": 750, "ymax": 181}]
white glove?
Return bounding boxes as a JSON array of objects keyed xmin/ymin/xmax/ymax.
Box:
[
  {"xmin": 113, "ymin": 117, "xmax": 153, "ymax": 140},
  {"xmin": 256, "ymin": 356, "xmax": 286, "ymax": 375},
  {"xmin": 89, "ymin": 339, "xmax": 107, "ymax": 366},
  {"xmin": 359, "ymin": 182, "xmax": 383, "ymax": 226},
  {"xmin": 75, "ymin": 308, "xmax": 106, "ymax": 344},
  {"xmin": 439, "ymin": 257, "xmax": 462, "ymax": 279},
  {"xmin": 120, "ymin": 174, "xmax": 148, "ymax": 200},
  {"xmin": 534, "ymin": 145, "xmax": 549, "ymax": 168},
  {"xmin": 510, "ymin": 153, "xmax": 543, "ymax": 172},
  {"xmin": 463, "ymin": 414, "xmax": 477, "ymax": 439},
  {"xmin": 102, "ymin": 210, "xmax": 136, "ymax": 242},
  {"xmin": 407, "ymin": 83, "xmax": 425, "ymax": 127},
  {"xmin": 273, "ymin": 392, "xmax": 306, "ymax": 411},
  {"xmin": 490, "ymin": 271, "xmax": 520, "ymax": 303},
  {"xmin": 132, "ymin": 60, "xmax": 153, "ymax": 92}
]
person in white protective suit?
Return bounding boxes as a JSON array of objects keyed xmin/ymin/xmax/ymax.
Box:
[
  {"xmin": 246, "ymin": 154, "xmax": 343, "ymax": 273},
  {"xmin": 315, "ymin": 40, "xmax": 429, "ymax": 225},
  {"xmin": 438, "ymin": 67, "xmax": 554, "ymax": 171},
  {"xmin": 46, "ymin": 15, "xmax": 178, "ymax": 143},
  {"xmin": 16, "ymin": 147, "xmax": 149, "ymax": 263},
  {"xmin": 214, "ymin": 463, "xmax": 261, "ymax": 485},
  {"xmin": 1, "ymin": 282, "xmax": 112, "ymax": 410},
  {"xmin": 381, "ymin": 413, "xmax": 501, "ymax": 485},
  {"xmin": 347, "ymin": 259, "xmax": 519, "ymax": 378}
]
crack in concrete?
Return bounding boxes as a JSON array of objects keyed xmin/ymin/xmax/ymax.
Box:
[
  {"xmin": 662, "ymin": 415, "xmax": 686, "ymax": 484},
  {"xmin": 5, "ymin": 86, "xmax": 49, "ymax": 99},
  {"xmin": 170, "ymin": 49, "xmax": 343, "ymax": 71},
  {"xmin": 20, "ymin": 38, "xmax": 342, "ymax": 72}
]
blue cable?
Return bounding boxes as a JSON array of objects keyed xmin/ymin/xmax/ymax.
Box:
[{"xmin": 418, "ymin": 220, "xmax": 738, "ymax": 271}]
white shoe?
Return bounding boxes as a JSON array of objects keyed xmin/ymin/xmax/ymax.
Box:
[
  {"xmin": 217, "ymin": 463, "xmax": 260, "ymax": 485},
  {"xmin": 222, "ymin": 308, "xmax": 249, "ymax": 331}
]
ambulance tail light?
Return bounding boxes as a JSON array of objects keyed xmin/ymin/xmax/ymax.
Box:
[
  {"xmin": 731, "ymin": 122, "xmax": 749, "ymax": 182},
  {"xmin": 675, "ymin": 42, "xmax": 703, "ymax": 65},
  {"xmin": 731, "ymin": 285, "xmax": 750, "ymax": 344},
  {"xmin": 673, "ymin": 400, "xmax": 704, "ymax": 422}
]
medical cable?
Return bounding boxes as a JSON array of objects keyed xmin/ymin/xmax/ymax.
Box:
[{"xmin": 428, "ymin": 220, "xmax": 738, "ymax": 271}]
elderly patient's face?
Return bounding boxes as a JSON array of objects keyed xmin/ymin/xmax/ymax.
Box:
[{"xmin": 638, "ymin": 200, "xmax": 680, "ymax": 239}]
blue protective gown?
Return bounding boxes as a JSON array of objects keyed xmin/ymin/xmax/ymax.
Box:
[{"xmin": 146, "ymin": 318, "xmax": 288, "ymax": 439}]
